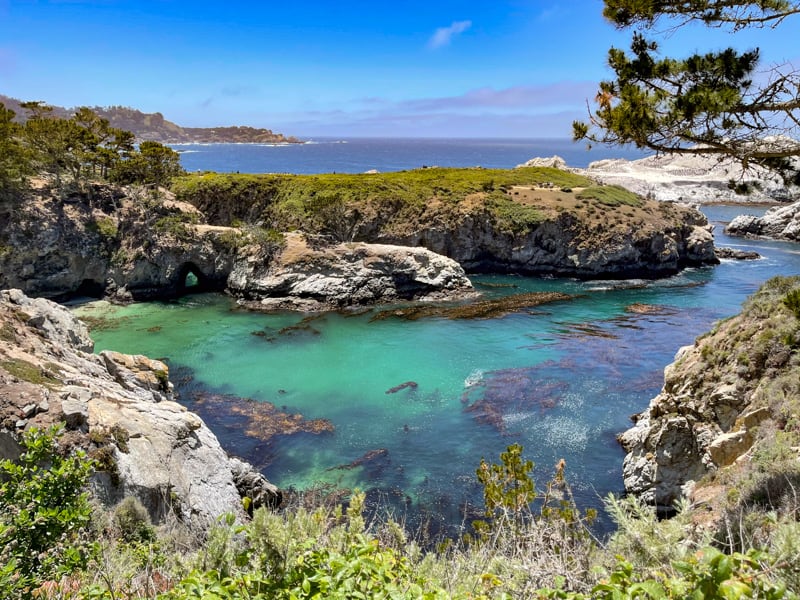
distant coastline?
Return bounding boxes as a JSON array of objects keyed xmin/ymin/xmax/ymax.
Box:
[{"xmin": 0, "ymin": 93, "xmax": 302, "ymax": 145}]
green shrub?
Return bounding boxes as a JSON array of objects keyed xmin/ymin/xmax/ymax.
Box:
[
  {"xmin": 0, "ymin": 424, "xmax": 96, "ymax": 599},
  {"xmin": 113, "ymin": 496, "xmax": 155, "ymax": 543}
]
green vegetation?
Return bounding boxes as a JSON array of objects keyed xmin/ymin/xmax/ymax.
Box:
[
  {"xmin": 172, "ymin": 167, "xmax": 598, "ymax": 239},
  {"xmin": 0, "ymin": 425, "xmax": 96, "ymax": 599},
  {"xmin": 574, "ymin": 0, "xmax": 800, "ymax": 179},
  {"xmin": 0, "ymin": 358, "xmax": 61, "ymax": 386},
  {"xmin": 2, "ymin": 426, "xmax": 798, "ymax": 598},
  {"xmin": 0, "ymin": 100, "xmax": 184, "ymax": 200},
  {"xmin": 576, "ymin": 184, "xmax": 641, "ymax": 207}
]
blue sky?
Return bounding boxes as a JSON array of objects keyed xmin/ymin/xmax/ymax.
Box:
[{"xmin": 1, "ymin": 0, "xmax": 798, "ymax": 138}]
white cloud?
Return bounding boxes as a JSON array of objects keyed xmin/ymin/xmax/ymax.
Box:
[{"xmin": 428, "ymin": 20, "xmax": 472, "ymax": 49}]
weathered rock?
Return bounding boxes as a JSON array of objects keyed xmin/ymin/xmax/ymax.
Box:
[
  {"xmin": 228, "ymin": 232, "xmax": 476, "ymax": 309},
  {"xmin": 726, "ymin": 201, "xmax": 800, "ymax": 241},
  {"xmin": 715, "ymin": 247, "xmax": 761, "ymax": 260},
  {"xmin": 619, "ymin": 277, "xmax": 800, "ymax": 511},
  {"xmin": 0, "ymin": 186, "xmax": 238, "ymax": 301},
  {"xmin": 0, "ymin": 289, "xmax": 279, "ymax": 532},
  {"xmin": 576, "ymin": 150, "xmax": 798, "ymax": 204}
]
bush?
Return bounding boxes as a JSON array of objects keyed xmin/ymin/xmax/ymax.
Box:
[
  {"xmin": 0, "ymin": 424, "xmax": 96, "ymax": 598},
  {"xmin": 113, "ymin": 496, "xmax": 155, "ymax": 543}
]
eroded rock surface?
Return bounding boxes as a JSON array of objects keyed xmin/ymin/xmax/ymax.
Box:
[
  {"xmin": 228, "ymin": 232, "xmax": 477, "ymax": 310},
  {"xmin": 726, "ymin": 202, "xmax": 800, "ymax": 241},
  {"xmin": 618, "ymin": 277, "xmax": 800, "ymax": 511},
  {"xmin": 0, "ymin": 289, "xmax": 278, "ymax": 531}
]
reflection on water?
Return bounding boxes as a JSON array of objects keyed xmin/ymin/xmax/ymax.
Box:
[{"xmin": 76, "ymin": 205, "xmax": 800, "ymax": 534}]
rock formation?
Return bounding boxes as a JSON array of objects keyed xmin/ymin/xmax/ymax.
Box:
[
  {"xmin": 575, "ymin": 151, "xmax": 798, "ymax": 204},
  {"xmin": 618, "ymin": 277, "xmax": 800, "ymax": 511},
  {"xmin": 726, "ymin": 201, "xmax": 800, "ymax": 241},
  {"xmin": 228, "ymin": 232, "xmax": 476, "ymax": 310},
  {"xmin": 0, "ymin": 289, "xmax": 279, "ymax": 531}
]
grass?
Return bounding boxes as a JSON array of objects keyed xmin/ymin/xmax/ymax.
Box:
[
  {"xmin": 0, "ymin": 357, "xmax": 61, "ymax": 386},
  {"xmin": 172, "ymin": 167, "xmax": 598, "ymax": 235}
]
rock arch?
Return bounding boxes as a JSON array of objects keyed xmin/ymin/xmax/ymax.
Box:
[{"xmin": 176, "ymin": 262, "xmax": 212, "ymax": 296}]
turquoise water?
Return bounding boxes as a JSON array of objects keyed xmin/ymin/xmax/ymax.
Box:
[{"xmin": 77, "ymin": 206, "xmax": 800, "ymax": 533}]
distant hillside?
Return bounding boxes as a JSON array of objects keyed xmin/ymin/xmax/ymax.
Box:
[{"xmin": 0, "ymin": 94, "xmax": 302, "ymax": 144}]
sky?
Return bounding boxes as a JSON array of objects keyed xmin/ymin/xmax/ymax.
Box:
[{"xmin": 1, "ymin": 0, "xmax": 798, "ymax": 138}]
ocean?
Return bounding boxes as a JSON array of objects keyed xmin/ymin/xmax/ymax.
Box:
[
  {"xmin": 75, "ymin": 142, "xmax": 799, "ymax": 537},
  {"xmin": 171, "ymin": 137, "xmax": 650, "ymax": 175}
]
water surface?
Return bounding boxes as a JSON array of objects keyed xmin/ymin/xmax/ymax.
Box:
[{"xmin": 78, "ymin": 205, "xmax": 800, "ymax": 533}]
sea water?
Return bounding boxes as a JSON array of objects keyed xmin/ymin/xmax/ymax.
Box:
[
  {"xmin": 76, "ymin": 205, "xmax": 800, "ymax": 534},
  {"xmin": 172, "ymin": 137, "xmax": 650, "ymax": 174}
]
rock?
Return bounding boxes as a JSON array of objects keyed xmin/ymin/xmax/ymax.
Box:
[
  {"xmin": 619, "ymin": 277, "xmax": 800, "ymax": 512},
  {"xmin": 0, "ymin": 290, "xmax": 281, "ymax": 533},
  {"xmin": 577, "ymin": 149, "xmax": 798, "ymax": 204},
  {"xmin": 707, "ymin": 429, "xmax": 753, "ymax": 468},
  {"xmin": 715, "ymin": 247, "xmax": 761, "ymax": 260},
  {"xmin": 516, "ymin": 155, "xmax": 569, "ymax": 169},
  {"xmin": 228, "ymin": 232, "xmax": 476, "ymax": 309},
  {"xmin": 726, "ymin": 201, "xmax": 800, "ymax": 241},
  {"xmin": 230, "ymin": 457, "xmax": 282, "ymax": 513}
]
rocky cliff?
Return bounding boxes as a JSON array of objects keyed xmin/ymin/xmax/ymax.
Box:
[
  {"xmin": 0, "ymin": 182, "xmax": 473, "ymax": 307},
  {"xmin": 618, "ymin": 277, "xmax": 800, "ymax": 518},
  {"xmin": 0, "ymin": 289, "xmax": 279, "ymax": 530},
  {"xmin": 174, "ymin": 169, "xmax": 719, "ymax": 280},
  {"xmin": 572, "ymin": 151, "xmax": 799, "ymax": 204}
]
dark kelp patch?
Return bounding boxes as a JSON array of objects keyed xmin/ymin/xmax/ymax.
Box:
[
  {"xmin": 370, "ymin": 291, "xmax": 575, "ymax": 322},
  {"xmin": 191, "ymin": 392, "xmax": 334, "ymax": 442}
]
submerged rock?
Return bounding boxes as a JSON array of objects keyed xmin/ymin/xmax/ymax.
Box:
[{"xmin": 0, "ymin": 289, "xmax": 279, "ymax": 532}]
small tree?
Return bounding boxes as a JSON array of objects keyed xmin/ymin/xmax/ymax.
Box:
[
  {"xmin": 0, "ymin": 102, "xmax": 31, "ymax": 201},
  {"xmin": 574, "ymin": 0, "xmax": 800, "ymax": 180},
  {"xmin": 112, "ymin": 140, "xmax": 184, "ymax": 188}
]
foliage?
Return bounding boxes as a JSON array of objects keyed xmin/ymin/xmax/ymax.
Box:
[
  {"xmin": 0, "ymin": 425, "xmax": 96, "ymax": 599},
  {"xmin": 575, "ymin": 184, "xmax": 641, "ymax": 206},
  {"xmin": 0, "ymin": 102, "xmax": 31, "ymax": 201},
  {"xmin": 172, "ymin": 167, "xmax": 593, "ymax": 238},
  {"xmin": 112, "ymin": 140, "xmax": 184, "ymax": 188},
  {"xmin": 575, "ymin": 0, "xmax": 800, "ymax": 178}
]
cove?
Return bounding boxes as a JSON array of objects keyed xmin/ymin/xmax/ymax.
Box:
[{"xmin": 75, "ymin": 206, "xmax": 800, "ymax": 534}]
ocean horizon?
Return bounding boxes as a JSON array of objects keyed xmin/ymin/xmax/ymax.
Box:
[{"xmin": 171, "ymin": 136, "xmax": 652, "ymax": 175}]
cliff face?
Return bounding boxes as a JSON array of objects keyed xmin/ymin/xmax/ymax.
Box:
[
  {"xmin": 175, "ymin": 170, "xmax": 719, "ymax": 280},
  {"xmin": 0, "ymin": 182, "xmax": 476, "ymax": 307},
  {"xmin": 619, "ymin": 277, "xmax": 800, "ymax": 514},
  {"xmin": 0, "ymin": 289, "xmax": 279, "ymax": 530},
  {"xmin": 0, "ymin": 183, "xmax": 239, "ymax": 301}
]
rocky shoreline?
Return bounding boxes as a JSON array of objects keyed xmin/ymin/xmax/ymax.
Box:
[{"xmin": 0, "ymin": 289, "xmax": 279, "ymax": 532}]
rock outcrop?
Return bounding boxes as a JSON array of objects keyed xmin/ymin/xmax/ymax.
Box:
[
  {"xmin": 228, "ymin": 232, "xmax": 476, "ymax": 310},
  {"xmin": 576, "ymin": 151, "xmax": 798, "ymax": 204},
  {"xmin": 0, "ymin": 289, "xmax": 279, "ymax": 530},
  {"xmin": 382, "ymin": 201, "xmax": 716, "ymax": 278},
  {"xmin": 726, "ymin": 201, "xmax": 800, "ymax": 241},
  {"xmin": 0, "ymin": 185, "xmax": 239, "ymax": 301},
  {"xmin": 618, "ymin": 277, "xmax": 800, "ymax": 511}
]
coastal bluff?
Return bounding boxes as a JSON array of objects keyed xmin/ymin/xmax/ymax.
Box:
[
  {"xmin": 0, "ymin": 289, "xmax": 280, "ymax": 531},
  {"xmin": 618, "ymin": 276, "xmax": 800, "ymax": 524},
  {"xmin": 1, "ymin": 169, "xmax": 718, "ymax": 307}
]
